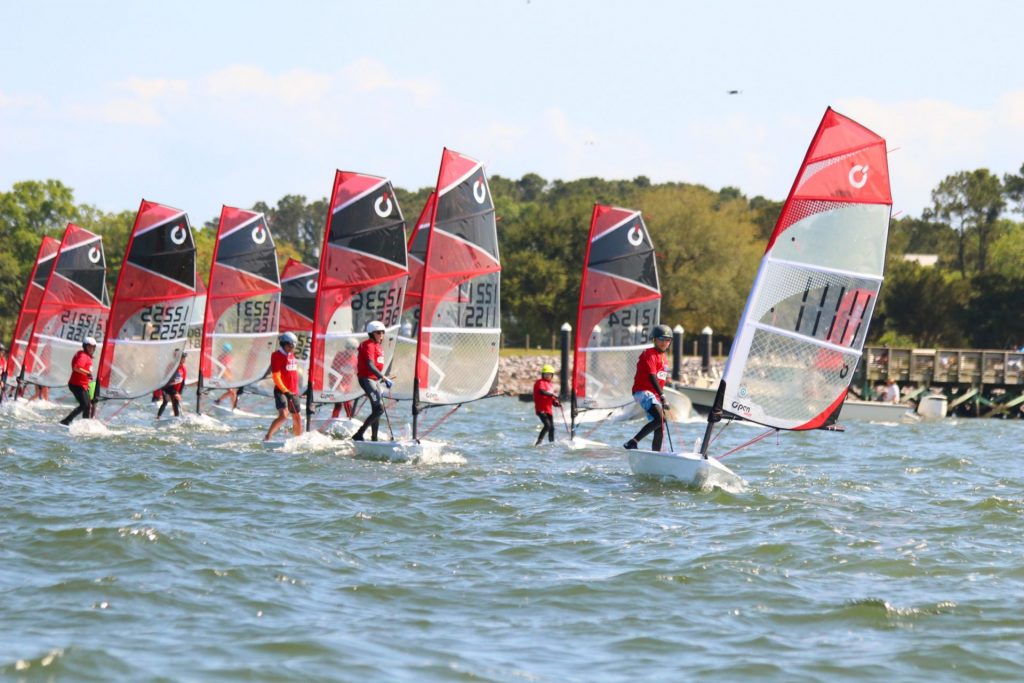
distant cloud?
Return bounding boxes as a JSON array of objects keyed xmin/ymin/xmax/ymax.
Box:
[{"xmin": 340, "ymin": 58, "xmax": 439, "ymax": 104}]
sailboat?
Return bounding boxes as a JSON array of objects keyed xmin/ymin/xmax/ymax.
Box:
[
  {"xmin": 96, "ymin": 201, "xmax": 198, "ymax": 408},
  {"xmin": 196, "ymin": 207, "xmax": 281, "ymax": 414},
  {"xmin": 629, "ymin": 107, "xmax": 892, "ymax": 487},
  {"xmin": 569, "ymin": 205, "xmax": 659, "ymax": 447},
  {"xmin": 1, "ymin": 236, "xmax": 60, "ymax": 401},
  {"xmin": 305, "ymin": 171, "xmax": 408, "ymax": 433},
  {"xmin": 364, "ymin": 148, "xmax": 502, "ymax": 461},
  {"xmin": 21, "ymin": 224, "xmax": 110, "ymax": 392}
]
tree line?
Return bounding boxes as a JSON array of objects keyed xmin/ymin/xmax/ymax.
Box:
[{"xmin": 2, "ymin": 164, "xmax": 1023, "ymax": 350}]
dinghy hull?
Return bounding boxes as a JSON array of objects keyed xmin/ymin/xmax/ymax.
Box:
[{"xmin": 628, "ymin": 449, "xmax": 743, "ymax": 488}]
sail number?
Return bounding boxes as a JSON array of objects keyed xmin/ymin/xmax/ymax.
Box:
[
  {"xmin": 140, "ymin": 304, "xmax": 190, "ymax": 340},
  {"xmin": 793, "ymin": 280, "xmax": 871, "ymax": 348},
  {"xmin": 56, "ymin": 311, "xmax": 104, "ymax": 342},
  {"xmin": 459, "ymin": 281, "xmax": 498, "ymax": 328},
  {"xmin": 234, "ymin": 300, "xmax": 278, "ymax": 334},
  {"xmin": 351, "ymin": 283, "xmax": 405, "ymax": 327}
]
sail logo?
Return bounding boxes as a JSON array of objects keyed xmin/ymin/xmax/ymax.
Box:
[
  {"xmin": 88, "ymin": 246, "xmax": 102, "ymax": 264},
  {"xmin": 305, "ymin": 279, "xmax": 318, "ymax": 294},
  {"xmin": 849, "ymin": 165, "xmax": 869, "ymax": 189},
  {"xmin": 170, "ymin": 223, "xmax": 188, "ymax": 246},
  {"xmin": 627, "ymin": 223, "xmax": 644, "ymax": 246},
  {"xmin": 472, "ymin": 179, "xmax": 487, "ymax": 204},
  {"xmin": 374, "ymin": 193, "xmax": 393, "ymax": 218},
  {"xmin": 251, "ymin": 223, "xmax": 268, "ymax": 245}
]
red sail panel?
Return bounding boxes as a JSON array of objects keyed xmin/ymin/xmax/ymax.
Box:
[
  {"xmin": 572, "ymin": 205, "xmax": 660, "ymax": 411},
  {"xmin": 4, "ymin": 236, "xmax": 60, "ymax": 382},
  {"xmin": 98, "ymin": 200, "xmax": 197, "ymax": 399},
  {"xmin": 199, "ymin": 207, "xmax": 281, "ymax": 390},
  {"xmin": 767, "ymin": 107, "xmax": 892, "ymax": 251},
  {"xmin": 414, "ymin": 149, "xmax": 501, "ymax": 405},
  {"xmin": 279, "ymin": 258, "xmax": 318, "ymax": 364},
  {"xmin": 309, "ymin": 171, "xmax": 408, "ymax": 403},
  {"xmin": 390, "ymin": 192, "xmax": 435, "ymax": 400},
  {"xmin": 24, "ymin": 224, "xmax": 110, "ymax": 387}
]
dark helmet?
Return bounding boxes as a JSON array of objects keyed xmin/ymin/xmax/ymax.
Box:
[{"xmin": 652, "ymin": 324, "xmax": 673, "ymax": 341}]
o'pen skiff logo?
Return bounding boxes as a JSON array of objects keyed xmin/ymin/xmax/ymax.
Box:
[
  {"xmin": 849, "ymin": 164, "xmax": 869, "ymax": 189},
  {"xmin": 252, "ymin": 223, "xmax": 268, "ymax": 245},
  {"xmin": 473, "ymin": 178, "xmax": 487, "ymax": 204},
  {"xmin": 627, "ymin": 223, "xmax": 644, "ymax": 246},
  {"xmin": 374, "ymin": 193, "xmax": 393, "ymax": 218},
  {"xmin": 305, "ymin": 279, "xmax": 318, "ymax": 294},
  {"xmin": 170, "ymin": 223, "xmax": 188, "ymax": 245},
  {"xmin": 88, "ymin": 246, "xmax": 102, "ymax": 263}
]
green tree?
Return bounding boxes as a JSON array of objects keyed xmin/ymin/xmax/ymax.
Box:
[
  {"xmin": 961, "ymin": 272, "xmax": 1024, "ymax": 349},
  {"xmin": 876, "ymin": 261, "xmax": 964, "ymax": 347},
  {"xmin": 927, "ymin": 169, "xmax": 1005, "ymax": 275}
]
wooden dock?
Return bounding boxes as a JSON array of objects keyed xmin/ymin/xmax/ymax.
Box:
[{"xmin": 853, "ymin": 347, "xmax": 1024, "ymax": 418}]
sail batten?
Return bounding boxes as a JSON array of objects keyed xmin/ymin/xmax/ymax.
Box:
[{"xmin": 718, "ymin": 107, "xmax": 892, "ymax": 433}]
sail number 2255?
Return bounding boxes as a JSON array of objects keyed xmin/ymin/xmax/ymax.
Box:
[{"xmin": 139, "ymin": 304, "xmax": 190, "ymax": 340}]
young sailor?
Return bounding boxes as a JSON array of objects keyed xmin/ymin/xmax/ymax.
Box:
[
  {"xmin": 532, "ymin": 364, "xmax": 560, "ymax": 445},
  {"xmin": 59, "ymin": 336, "xmax": 97, "ymax": 426},
  {"xmin": 265, "ymin": 332, "xmax": 303, "ymax": 441},
  {"xmin": 624, "ymin": 324, "xmax": 673, "ymax": 451},
  {"xmin": 212, "ymin": 342, "xmax": 238, "ymax": 409},
  {"xmin": 156, "ymin": 351, "xmax": 188, "ymax": 419},
  {"xmin": 351, "ymin": 320, "xmax": 392, "ymax": 442}
]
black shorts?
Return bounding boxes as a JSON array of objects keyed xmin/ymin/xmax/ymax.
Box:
[{"xmin": 274, "ymin": 389, "xmax": 299, "ymax": 414}]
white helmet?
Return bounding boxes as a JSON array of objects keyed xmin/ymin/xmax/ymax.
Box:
[
  {"xmin": 83, "ymin": 336, "xmax": 98, "ymax": 348},
  {"xmin": 280, "ymin": 331, "xmax": 298, "ymax": 346},
  {"xmin": 366, "ymin": 320, "xmax": 386, "ymax": 334}
]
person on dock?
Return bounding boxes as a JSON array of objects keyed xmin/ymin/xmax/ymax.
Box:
[
  {"xmin": 351, "ymin": 320, "xmax": 392, "ymax": 442},
  {"xmin": 156, "ymin": 351, "xmax": 188, "ymax": 419},
  {"xmin": 59, "ymin": 337, "xmax": 97, "ymax": 426},
  {"xmin": 624, "ymin": 325, "xmax": 673, "ymax": 451},
  {"xmin": 532, "ymin": 364, "xmax": 560, "ymax": 445},
  {"xmin": 881, "ymin": 377, "xmax": 900, "ymax": 404},
  {"xmin": 265, "ymin": 332, "xmax": 303, "ymax": 441}
]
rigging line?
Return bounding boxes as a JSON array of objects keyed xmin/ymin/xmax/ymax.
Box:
[
  {"xmin": 418, "ymin": 404, "xmax": 461, "ymax": 440},
  {"xmin": 718, "ymin": 427, "xmax": 778, "ymax": 460}
]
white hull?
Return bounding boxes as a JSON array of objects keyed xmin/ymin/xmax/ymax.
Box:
[
  {"xmin": 916, "ymin": 394, "xmax": 948, "ymax": 420},
  {"xmin": 628, "ymin": 449, "xmax": 744, "ymax": 489},
  {"xmin": 562, "ymin": 436, "xmax": 609, "ymax": 450},
  {"xmin": 353, "ymin": 438, "xmax": 445, "ymax": 463}
]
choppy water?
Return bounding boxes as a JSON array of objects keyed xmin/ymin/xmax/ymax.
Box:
[{"xmin": 2, "ymin": 393, "xmax": 1024, "ymax": 682}]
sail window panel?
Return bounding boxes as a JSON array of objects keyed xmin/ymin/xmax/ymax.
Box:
[
  {"xmin": 577, "ymin": 347, "xmax": 642, "ymax": 411},
  {"xmin": 771, "ymin": 202, "xmax": 890, "ymax": 276},
  {"xmin": 103, "ymin": 338, "xmax": 185, "ymax": 399},
  {"xmin": 734, "ymin": 327, "xmax": 861, "ymax": 429},
  {"xmin": 417, "ymin": 327, "xmax": 500, "ymax": 405},
  {"xmin": 753, "ymin": 263, "xmax": 880, "ymax": 351}
]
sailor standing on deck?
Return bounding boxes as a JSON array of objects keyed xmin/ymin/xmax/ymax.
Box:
[
  {"xmin": 156, "ymin": 351, "xmax": 187, "ymax": 419},
  {"xmin": 532, "ymin": 364, "xmax": 560, "ymax": 445},
  {"xmin": 265, "ymin": 332, "xmax": 303, "ymax": 441},
  {"xmin": 623, "ymin": 325, "xmax": 673, "ymax": 452},
  {"xmin": 60, "ymin": 337, "xmax": 98, "ymax": 426},
  {"xmin": 351, "ymin": 320, "xmax": 392, "ymax": 442}
]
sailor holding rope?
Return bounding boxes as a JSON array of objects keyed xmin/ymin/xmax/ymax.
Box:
[
  {"xmin": 351, "ymin": 320, "xmax": 392, "ymax": 442},
  {"xmin": 532, "ymin": 364, "xmax": 560, "ymax": 445},
  {"xmin": 265, "ymin": 332, "xmax": 303, "ymax": 441},
  {"xmin": 623, "ymin": 325, "xmax": 673, "ymax": 451}
]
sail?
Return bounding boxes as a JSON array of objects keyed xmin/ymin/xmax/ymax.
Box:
[
  {"xmin": 390, "ymin": 192, "xmax": 435, "ymax": 401},
  {"xmin": 4, "ymin": 236, "xmax": 60, "ymax": 384},
  {"xmin": 719, "ymin": 107, "xmax": 891, "ymax": 431},
  {"xmin": 309, "ymin": 172, "xmax": 408, "ymax": 403},
  {"xmin": 23, "ymin": 224, "xmax": 110, "ymax": 387},
  {"xmin": 414, "ymin": 149, "xmax": 501, "ymax": 406},
  {"xmin": 572, "ymin": 205, "xmax": 660, "ymax": 419},
  {"xmin": 98, "ymin": 200, "xmax": 197, "ymax": 399},
  {"xmin": 199, "ymin": 207, "xmax": 281, "ymax": 391},
  {"xmin": 280, "ymin": 258, "xmax": 318, "ymax": 384},
  {"xmin": 184, "ymin": 276, "xmax": 206, "ymax": 386}
]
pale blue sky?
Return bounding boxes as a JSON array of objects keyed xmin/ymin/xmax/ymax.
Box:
[{"xmin": 2, "ymin": 0, "xmax": 1021, "ymax": 224}]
